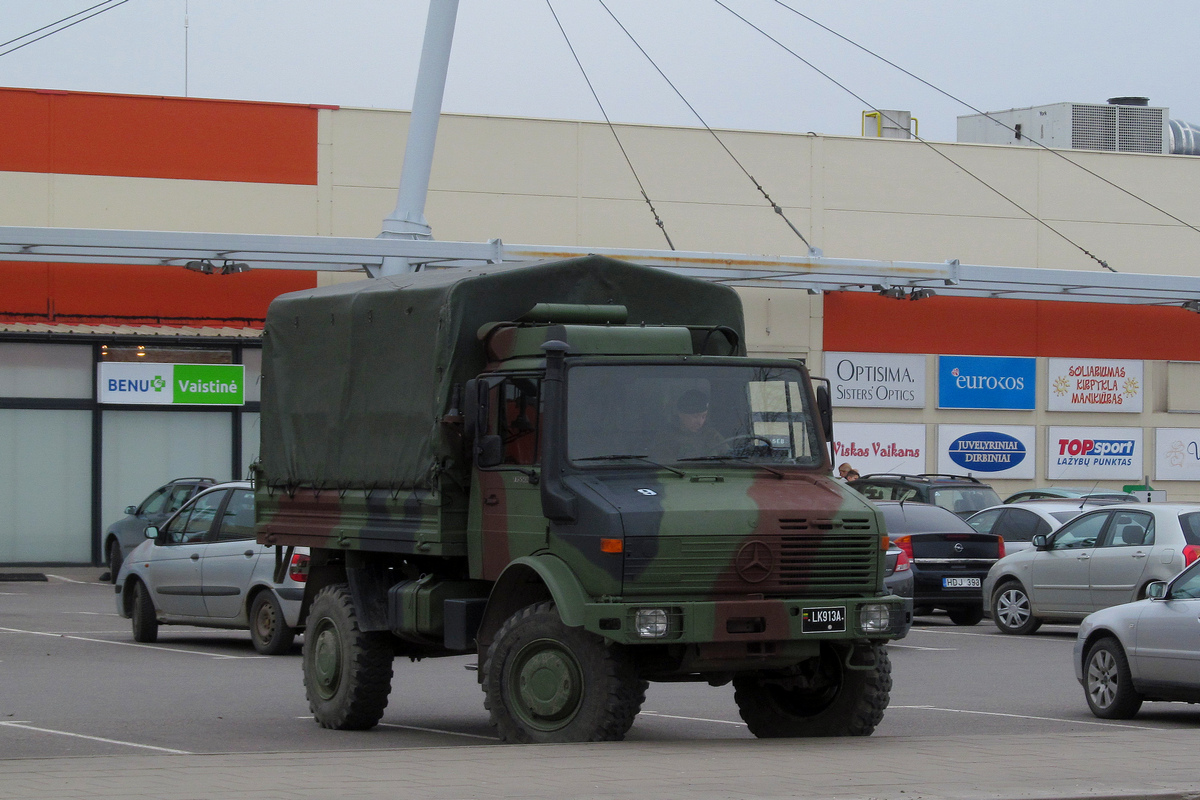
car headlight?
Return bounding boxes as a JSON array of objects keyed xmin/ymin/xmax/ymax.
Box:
[
  {"xmin": 634, "ymin": 608, "xmax": 670, "ymax": 638},
  {"xmin": 860, "ymin": 603, "xmax": 892, "ymax": 633}
]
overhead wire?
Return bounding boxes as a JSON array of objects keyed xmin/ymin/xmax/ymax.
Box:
[
  {"xmin": 595, "ymin": 0, "xmax": 814, "ymax": 251},
  {"xmin": 544, "ymin": 0, "xmax": 675, "ymax": 250},
  {"xmin": 0, "ymin": 0, "xmax": 131, "ymax": 59},
  {"xmin": 770, "ymin": 0, "xmax": 1200, "ymax": 244},
  {"xmin": 712, "ymin": 0, "xmax": 1115, "ymax": 272}
]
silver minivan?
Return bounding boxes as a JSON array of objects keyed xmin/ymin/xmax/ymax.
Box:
[{"xmin": 114, "ymin": 481, "xmax": 307, "ymax": 654}]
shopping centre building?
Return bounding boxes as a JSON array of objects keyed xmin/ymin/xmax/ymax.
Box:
[{"xmin": 3, "ymin": 85, "xmax": 1200, "ymax": 564}]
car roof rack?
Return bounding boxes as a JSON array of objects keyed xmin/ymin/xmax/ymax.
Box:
[
  {"xmin": 855, "ymin": 473, "xmax": 984, "ymax": 484},
  {"xmin": 170, "ymin": 477, "xmax": 218, "ymax": 483}
]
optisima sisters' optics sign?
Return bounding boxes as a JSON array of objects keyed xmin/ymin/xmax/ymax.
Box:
[
  {"xmin": 98, "ymin": 363, "xmax": 245, "ymax": 406},
  {"xmin": 824, "ymin": 352, "xmax": 925, "ymax": 408}
]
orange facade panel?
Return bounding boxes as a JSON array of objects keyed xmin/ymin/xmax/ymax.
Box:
[
  {"xmin": 824, "ymin": 291, "xmax": 1200, "ymax": 360},
  {"xmin": 0, "ymin": 263, "xmax": 316, "ymax": 326},
  {"xmin": 0, "ymin": 88, "xmax": 318, "ymax": 185}
]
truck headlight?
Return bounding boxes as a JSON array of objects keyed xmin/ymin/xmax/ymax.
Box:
[
  {"xmin": 860, "ymin": 603, "xmax": 891, "ymax": 633},
  {"xmin": 634, "ymin": 608, "xmax": 670, "ymax": 638}
]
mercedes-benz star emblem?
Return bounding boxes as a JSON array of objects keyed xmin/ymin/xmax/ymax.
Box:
[{"xmin": 735, "ymin": 540, "xmax": 774, "ymax": 583}]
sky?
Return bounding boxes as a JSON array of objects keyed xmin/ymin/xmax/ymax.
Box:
[{"xmin": 1, "ymin": 0, "xmax": 1198, "ymax": 144}]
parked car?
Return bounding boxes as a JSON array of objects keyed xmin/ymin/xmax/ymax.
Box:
[
  {"xmin": 984, "ymin": 503, "xmax": 1200, "ymax": 635},
  {"xmin": 103, "ymin": 477, "xmax": 217, "ymax": 582},
  {"xmin": 884, "ymin": 544, "xmax": 914, "ymax": 638},
  {"xmin": 876, "ymin": 501, "xmax": 1005, "ymax": 625},
  {"xmin": 114, "ymin": 481, "xmax": 308, "ymax": 655},
  {"xmin": 851, "ymin": 473, "xmax": 1001, "ymax": 518},
  {"xmin": 1004, "ymin": 487, "xmax": 1137, "ymax": 504},
  {"xmin": 1074, "ymin": 558, "xmax": 1200, "ymax": 719},
  {"xmin": 966, "ymin": 499, "xmax": 1124, "ymax": 555}
]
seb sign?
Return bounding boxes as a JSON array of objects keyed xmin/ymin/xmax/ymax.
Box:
[
  {"xmin": 98, "ymin": 363, "xmax": 245, "ymax": 406},
  {"xmin": 824, "ymin": 352, "xmax": 925, "ymax": 408},
  {"xmin": 1048, "ymin": 358, "xmax": 1143, "ymax": 412},
  {"xmin": 1048, "ymin": 426, "xmax": 1143, "ymax": 480},
  {"xmin": 938, "ymin": 355, "xmax": 1035, "ymax": 410}
]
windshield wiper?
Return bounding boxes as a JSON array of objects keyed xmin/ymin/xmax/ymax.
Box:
[
  {"xmin": 677, "ymin": 455, "xmax": 785, "ymax": 479},
  {"xmin": 575, "ymin": 454, "xmax": 685, "ymax": 478}
]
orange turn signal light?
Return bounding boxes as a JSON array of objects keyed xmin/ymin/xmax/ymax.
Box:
[{"xmin": 600, "ymin": 538, "xmax": 624, "ymax": 554}]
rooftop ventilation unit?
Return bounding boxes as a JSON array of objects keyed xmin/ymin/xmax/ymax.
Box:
[{"xmin": 958, "ymin": 98, "xmax": 1169, "ymax": 154}]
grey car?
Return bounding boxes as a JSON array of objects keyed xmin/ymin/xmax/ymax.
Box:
[
  {"xmin": 102, "ymin": 477, "xmax": 216, "ymax": 582},
  {"xmin": 966, "ymin": 499, "xmax": 1123, "ymax": 556},
  {"xmin": 114, "ymin": 482, "xmax": 307, "ymax": 655},
  {"xmin": 984, "ymin": 503, "xmax": 1200, "ymax": 635},
  {"xmin": 1074, "ymin": 559, "xmax": 1200, "ymax": 718}
]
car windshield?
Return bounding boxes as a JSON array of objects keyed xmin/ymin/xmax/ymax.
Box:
[
  {"xmin": 566, "ymin": 363, "xmax": 824, "ymax": 468},
  {"xmin": 879, "ymin": 503, "xmax": 976, "ymax": 534},
  {"xmin": 931, "ymin": 486, "xmax": 1001, "ymax": 516}
]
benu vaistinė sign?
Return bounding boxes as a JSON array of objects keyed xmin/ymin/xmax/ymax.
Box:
[{"xmin": 98, "ymin": 363, "xmax": 245, "ymax": 406}]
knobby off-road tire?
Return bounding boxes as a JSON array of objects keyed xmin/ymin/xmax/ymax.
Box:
[
  {"xmin": 482, "ymin": 601, "xmax": 647, "ymax": 743},
  {"xmin": 946, "ymin": 605, "xmax": 984, "ymax": 626},
  {"xmin": 303, "ymin": 583, "xmax": 394, "ymax": 730},
  {"xmin": 1084, "ymin": 637, "xmax": 1143, "ymax": 720},
  {"xmin": 733, "ymin": 643, "xmax": 892, "ymax": 737},
  {"xmin": 991, "ymin": 580, "xmax": 1042, "ymax": 635},
  {"xmin": 131, "ymin": 580, "xmax": 158, "ymax": 643},
  {"xmin": 249, "ymin": 590, "xmax": 296, "ymax": 656}
]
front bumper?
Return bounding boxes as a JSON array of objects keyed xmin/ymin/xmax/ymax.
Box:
[{"xmin": 582, "ymin": 595, "xmax": 909, "ymax": 646}]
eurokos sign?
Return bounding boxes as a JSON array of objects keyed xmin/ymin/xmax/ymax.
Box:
[
  {"xmin": 938, "ymin": 355, "xmax": 1035, "ymax": 410},
  {"xmin": 98, "ymin": 363, "xmax": 245, "ymax": 406}
]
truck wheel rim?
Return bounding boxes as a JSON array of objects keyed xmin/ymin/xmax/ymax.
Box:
[
  {"xmin": 1087, "ymin": 650, "xmax": 1117, "ymax": 708},
  {"xmin": 508, "ymin": 638, "xmax": 583, "ymax": 730},
  {"xmin": 997, "ymin": 589, "xmax": 1030, "ymax": 628},
  {"xmin": 312, "ymin": 620, "xmax": 342, "ymax": 700}
]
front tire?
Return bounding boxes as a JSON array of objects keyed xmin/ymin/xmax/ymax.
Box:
[
  {"xmin": 733, "ymin": 643, "xmax": 891, "ymax": 737},
  {"xmin": 131, "ymin": 580, "xmax": 158, "ymax": 643},
  {"xmin": 946, "ymin": 605, "xmax": 984, "ymax": 626},
  {"xmin": 992, "ymin": 580, "xmax": 1042, "ymax": 635},
  {"xmin": 482, "ymin": 601, "xmax": 647, "ymax": 743},
  {"xmin": 107, "ymin": 541, "xmax": 123, "ymax": 585},
  {"xmin": 1084, "ymin": 637, "xmax": 1143, "ymax": 719},
  {"xmin": 303, "ymin": 583, "xmax": 394, "ymax": 730},
  {"xmin": 249, "ymin": 591, "xmax": 296, "ymax": 655}
]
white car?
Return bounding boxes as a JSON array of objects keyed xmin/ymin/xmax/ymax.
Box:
[
  {"xmin": 983, "ymin": 503, "xmax": 1200, "ymax": 635},
  {"xmin": 114, "ymin": 481, "xmax": 308, "ymax": 655},
  {"xmin": 1074, "ymin": 559, "xmax": 1200, "ymax": 718},
  {"xmin": 966, "ymin": 499, "xmax": 1123, "ymax": 556}
]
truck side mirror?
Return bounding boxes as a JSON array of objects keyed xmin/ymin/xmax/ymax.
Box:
[{"xmin": 478, "ymin": 435, "xmax": 503, "ymax": 468}]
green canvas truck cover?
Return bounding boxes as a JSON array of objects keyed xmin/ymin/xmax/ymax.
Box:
[{"xmin": 259, "ymin": 255, "xmax": 745, "ymax": 490}]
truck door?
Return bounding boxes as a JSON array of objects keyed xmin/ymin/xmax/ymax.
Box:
[{"xmin": 469, "ymin": 377, "xmax": 547, "ymax": 580}]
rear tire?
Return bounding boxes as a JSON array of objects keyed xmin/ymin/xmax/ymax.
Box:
[
  {"xmin": 1084, "ymin": 637, "xmax": 1143, "ymax": 719},
  {"xmin": 107, "ymin": 541, "xmax": 123, "ymax": 585},
  {"xmin": 733, "ymin": 643, "xmax": 891, "ymax": 737},
  {"xmin": 249, "ymin": 591, "xmax": 296, "ymax": 655},
  {"xmin": 946, "ymin": 605, "xmax": 984, "ymax": 626},
  {"xmin": 482, "ymin": 601, "xmax": 646, "ymax": 743},
  {"xmin": 131, "ymin": 580, "xmax": 158, "ymax": 643},
  {"xmin": 303, "ymin": 583, "xmax": 394, "ymax": 730},
  {"xmin": 991, "ymin": 580, "xmax": 1042, "ymax": 635}
]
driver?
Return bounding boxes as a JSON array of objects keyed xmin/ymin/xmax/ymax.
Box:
[{"xmin": 652, "ymin": 389, "xmax": 724, "ymax": 460}]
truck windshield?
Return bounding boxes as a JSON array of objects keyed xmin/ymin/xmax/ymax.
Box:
[{"xmin": 566, "ymin": 364, "xmax": 824, "ymax": 468}]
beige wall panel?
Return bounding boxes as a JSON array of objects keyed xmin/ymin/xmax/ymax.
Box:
[
  {"xmin": 1032, "ymin": 218, "xmax": 1200, "ymax": 274},
  {"xmin": 738, "ymin": 287, "xmax": 814, "ymax": 356},
  {"xmin": 426, "ymin": 190, "xmax": 579, "ymax": 245},
  {"xmin": 1036, "ymin": 148, "xmax": 1200, "ymax": 227},
  {"xmin": 821, "ymin": 208, "xmax": 1040, "ymax": 266},
  {"xmin": 1168, "ymin": 361, "xmax": 1200, "ymax": 413},
  {"xmin": 0, "ymin": 173, "xmax": 52, "ymax": 225},
  {"xmin": 49, "ymin": 175, "xmax": 317, "ymax": 234},
  {"xmin": 330, "ymin": 185, "xmax": 398, "ymax": 237},
  {"xmin": 821, "ymin": 138, "xmax": 1039, "ymax": 219},
  {"xmin": 329, "ymin": 108, "xmax": 408, "ymax": 189},
  {"xmin": 430, "ymin": 115, "xmax": 581, "ymax": 198}
]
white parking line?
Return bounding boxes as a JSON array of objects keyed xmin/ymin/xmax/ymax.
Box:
[
  {"xmin": 63, "ymin": 611, "xmax": 120, "ymax": 616},
  {"xmin": 44, "ymin": 574, "xmax": 91, "ymax": 585},
  {"xmin": 889, "ymin": 705, "xmax": 1160, "ymax": 731},
  {"xmin": 0, "ymin": 626, "xmax": 267, "ymax": 659},
  {"xmin": 294, "ymin": 716, "xmax": 497, "ymax": 741},
  {"xmin": 0, "ymin": 721, "xmax": 193, "ymax": 754},
  {"xmin": 641, "ymin": 711, "xmax": 746, "ymax": 727},
  {"xmin": 890, "ymin": 644, "xmax": 958, "ymax": 651},
  {"xmin": 910, "ymin": 627, "xmax": 1073, "ymax": 640}
]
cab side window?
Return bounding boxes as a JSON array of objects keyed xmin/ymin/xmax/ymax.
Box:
[
  {"xmin": 1051, "ymin": 512, "xmax": 1108, "ymax": 550},
  {"xmin": 487, "ymin": 378, "xmax": 542, "ymax": 466}
]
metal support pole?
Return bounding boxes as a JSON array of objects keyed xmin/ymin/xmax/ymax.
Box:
[{"xmin": 378, "ymin": 0, "xmax": 460, "ymax": 277}]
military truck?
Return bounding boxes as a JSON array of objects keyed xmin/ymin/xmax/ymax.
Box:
[{"xmin": 255, "ymin": 255, "xmax": 907, "ymax": 742}]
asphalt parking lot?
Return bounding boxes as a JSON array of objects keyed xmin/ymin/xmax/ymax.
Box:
[{"xmin": 3, "ymin": 569, "xmax": 1200, "ymax": 799}]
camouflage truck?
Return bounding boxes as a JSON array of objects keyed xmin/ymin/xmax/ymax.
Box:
[{"xmin": 255, "ymin": 255, "xmax": 908, "ymax": 742}]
